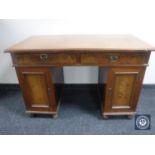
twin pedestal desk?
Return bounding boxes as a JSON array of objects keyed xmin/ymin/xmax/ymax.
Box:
[{"xmin": 5, "ymin": 35, "xmax": 155, "ymax": 119}]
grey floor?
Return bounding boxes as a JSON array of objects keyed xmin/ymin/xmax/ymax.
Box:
[{"xmin": 0, "ymin": 87, "xmax": 155, "ymax": 135}]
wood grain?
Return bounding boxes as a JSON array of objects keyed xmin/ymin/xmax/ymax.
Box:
[
  {"xmin": 16, "ymin": 67, "xmax": 58, "ymax": 113},
  {"xmin": 81, "ymin": 52, "xmax": 148, "ymax": 65},
  {"xmin": 103, "ymin": 67, "xmax": 145, "ymax": 114},
  {"xmin": 6, "ymin": 35, "xmax": 153, "ymax": 118},
  {"xmin": 5, "ymin": 35, "xmax": 155, "ymax": 53},
  {"xmin": 12, "ymin": 53, "xmax": 77, "ymax": 66},
  {"xmin": 24, "ymin": 73, "xmax": 49, "ymax": 107}
]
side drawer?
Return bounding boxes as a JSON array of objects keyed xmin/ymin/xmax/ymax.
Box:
[
  {"xmin": 81, "ymin": 52, "xmax": 149, "ymax": 65},
  {"xmin": 12, "ymin": 53, "xmax": 77, "ymax": 66}
]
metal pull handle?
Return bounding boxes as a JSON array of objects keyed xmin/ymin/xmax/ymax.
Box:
[
  {"xmin": 108, "ymin": 88, "xmax": 112, "ymax": 96},
  {"xmin": 48, "ymin": 88, "xmax": 52, "ymax": 96},
  {"xmin": 110, "ymin": 55, "xmax": 119, "ymax": 62},
  {"xmin": 40, "ymin": 54, "xmax": 48, "ymax": 61}
]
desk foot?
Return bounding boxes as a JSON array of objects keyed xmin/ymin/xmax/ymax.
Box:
[
  {"xmin": 102, "ymin": 114, "xmax": 109, "ymax": 119},
  {"xmin": 27, "ymin": 113, "xmax": 36, "ymax": 117},
  {"xmin": 127, "ymin": 115, "xmax": 134, "ymax": 119},
  {"xmin": 53, "ymin": 113, "xmax": 58, "ymax": 118}
]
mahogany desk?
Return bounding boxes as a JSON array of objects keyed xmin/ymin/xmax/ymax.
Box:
[{"xmin": 5, "ymin": 35, "xmax": 155, "ymax": 119}]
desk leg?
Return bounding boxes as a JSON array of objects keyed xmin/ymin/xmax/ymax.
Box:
[
  {"xmin": 127, "ymin": 115, "xmax": 134, "ymax": 119},
  {"xmin": 102, "ymin": 115, "xmax": 109, "ymax": 119}
]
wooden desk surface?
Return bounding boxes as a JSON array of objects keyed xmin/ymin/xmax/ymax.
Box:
[{"xmin": 5, "ymin": 35, "xmax": 155, "ymax": 53}]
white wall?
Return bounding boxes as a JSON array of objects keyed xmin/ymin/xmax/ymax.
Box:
[{"xmin": 0, "ymin": 1, "xmax": 155, "ymax": 84}]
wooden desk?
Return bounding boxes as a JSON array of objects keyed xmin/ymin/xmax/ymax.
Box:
[{"xmin": 5, "ymin": 35, "xmax": 155, "ymax": 119}]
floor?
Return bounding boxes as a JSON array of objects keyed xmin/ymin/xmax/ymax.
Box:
[{"xmin": 0, "ymin": 86, "xmax": 154, "ymax": 135}]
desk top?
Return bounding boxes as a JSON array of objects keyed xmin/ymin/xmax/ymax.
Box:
[{"xmin": 5, "ymin": 35, "xmax": 155, "ymax": 53}]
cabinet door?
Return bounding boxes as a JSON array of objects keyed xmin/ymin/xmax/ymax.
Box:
[
  {"xmin": 103, "ymin": 67, "xmax": 145, "ymax": 113},
  {"xmin": 16, "ymin": 67, "xmax": 57, "ymax": 113}
]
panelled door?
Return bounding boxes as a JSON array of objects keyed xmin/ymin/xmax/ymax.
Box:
[
  {"xmin": 16, "ymin": 67, "xmax": 57, "ymax": 113},
  {"xmin": 103, "ymin": 67, "xmax": 145, "ymax": 113}
]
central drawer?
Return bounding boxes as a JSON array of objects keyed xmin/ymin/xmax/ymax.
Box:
[
  {"xmin": 81, "ymin": 52, "xmax": 148, "ymax": 65},
  {"xmin": 12, "ymin": 53, "xmax": 77, "ymax": 66}
]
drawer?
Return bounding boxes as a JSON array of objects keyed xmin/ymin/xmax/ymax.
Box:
[
  {"xmin": 81, "ymin": 52, "xmax": 149, "ymax": 65},
  {"xmin": 12, "ymin": 53, "xmax": 77, "ymax": 66}
]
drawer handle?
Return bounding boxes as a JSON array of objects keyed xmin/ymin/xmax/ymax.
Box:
[
  {"xmin": 40, "ymin": 54, "xmax": 48, "ymax": 60},
  {"xmin": 110, "ymin": 55, "xmax": 119, "ymax": 62}
]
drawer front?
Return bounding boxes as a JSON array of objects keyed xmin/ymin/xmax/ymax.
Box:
[
  {"xmin": 13, "ymin": 53, "xmax": 77, "ymax": 66},
  {"xmin": 81, "ymin": 53, "xmax": 149, "ymax": 65}
]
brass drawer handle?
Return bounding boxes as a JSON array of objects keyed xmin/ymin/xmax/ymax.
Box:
[
  {"xmin": 110, "ymin": 55, "xmax": 119, "ymax": 62},
  {"xmin": 40, "ymin": 54, "xmax": 48, "ymax": 60}
]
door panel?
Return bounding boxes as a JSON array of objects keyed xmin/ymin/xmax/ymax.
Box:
[
  {"xmin": 112, "ymin": 73, "xmax": 137, "ymax": 108},
  {"xmin": 24, "ymin": 73, "xmax": 49, "ymax": 107},
  {"xmin": 104, "ymin": 67, "xmax": 145, "ymax": 113},
  {"xmin": 16, "ymin": 67, "xmax": 57, "ymax": 112}
]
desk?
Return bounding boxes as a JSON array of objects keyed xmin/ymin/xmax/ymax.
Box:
[{"xmin": 5, "ymin": 35, "xmax": 155, "ymax": 119}]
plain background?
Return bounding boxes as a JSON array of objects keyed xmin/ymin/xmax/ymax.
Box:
[{"xmin": 0, "ymin": 10, "xmax": 155, "ymax": 84}]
